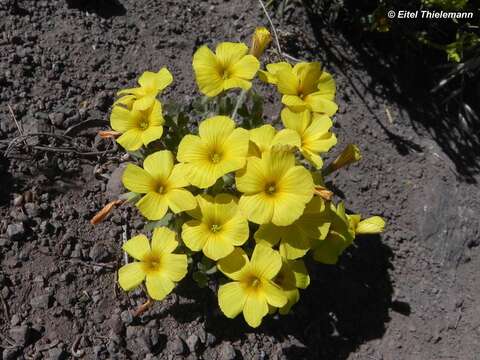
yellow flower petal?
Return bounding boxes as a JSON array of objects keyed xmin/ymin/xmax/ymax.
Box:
[
  {"xmin": 251, "ymin": 244, "xmax": 282, "ymax": 279},
  {"xmin": 254, "ymin": 223, "xmax": 282, "ymax": 247},
  {"xmin": 215, "ymin": 42, "xmax": 249, "ymax": 67},
  {"xmin": 229, "ymin": 54, "xmax": 259, "ymax": 80},
  {"xmin": 116, "ymin": 129, "xmax": 144, "ymax": 151},
  {"xmin": 151, "ymin": 227, "xmax": 178, "ymax": 254},
  {"xmin": 141, "ymin": 126, "xmax": 163, "ymax": 147},
  {"xmin": 235, "ymin": 157, "xmax": 267, "ymax": 194},
  {"xmin": 356, "ymin": 216, "xmax": 385, "ymax": 234},
  {"xmin": 110, "ymin": 106, "xmax": 135, "ymax": 132},
  {"xmin": 182, "ymin": 220, "xmax": 209, "ymax": 251},
  {"xmin": 276, "ymin": 69, "xmax": 299, "ymax": 95},
  {"xmin": 198, "ymin": 116, "xmax": 235, "ymax": 146},
  {"xmin": 122, "ymin": 234, "xmax": 151, "ymax": 261},
  {"xmin": 136, "ymin": 192, "xmax": 169, "ymax": 220},
  {"xmin": 138, "ymin": 68, "xmax": 173, "ymax": 92},
  {"xmin": 304, "ymin": 93, "xmax": 338, "ymax": 116},
  {"xmin": 281, "ymin": 108, "xmax": 310, "ymax": 134},
  {"xmin": 143, "ymin": 150, "xmax": 173, "ymax": 182},
  {"xmin": 317, "ymin": 70, "xmax": 336, "ymax": 100},
  {"xmin": 259, "ymin": 62, "xmax": 292, "ymax": 84},
  {"xmin": 243, "ymin": 294, "xmax": 269, "ymax": 328},
  {"xmin": 145, "ymin": 274, "xmax": 175, "ymax": 300},
  {"xmin": 203, "ymin": 235, "xmax": 235, "ymax": 260},
  {"xmin": 238, "ymin": 193, "xmax": 275, "ymax": 224},
  {"xmin": 221, "ymin": 127, "xmax": 250, "ymax": 168},
  {"xmin": 132, "ymin": 96, "xmax": 155, "ymax": 111},
  {"xmin": 166, "ymin": 189, "xmax": 197, "ymax": 213},
  {"xmin": 118, "ymin": 262, "xmax": 146, "ymax": 291},
  {"xmin": 223, "ymin": 78, "xmax": 252, "ymax": 91},
  {"xmin": 217, "ymin": 247, "xmax": 249, "ymax": 281},
  {"xmin": 162, "ymin": 253, "xmax": 188, "ymax": 282},
  {"xmin": 167, "ymin": 164, "xmax": 190, "ymax": 188},
  {"xmin": 177, "ymin": 134, "xmax": 208, "ymax": 163},
  {"xmin": 192, "ymin": 46, "xmax": 224, "ymax": 97},
  {"xmin": 295, "ymin": 62, "xmax": 322, "ymax": 95},
  {"xmin": 278, "ymin": 227, "xmax": 310, "ymax": 259},
  {"xmin": 291, "ymin": 260, "xmax": 310, "ymax": 289},
  {"xmin": 122, "ymin": 164, "xmax": 156, "ymax": 194},
  {"xmin": 249, "ymin": 125, "xmax": 276, "ymax": 153},
  {"xmin": 218, "ymin": 282, "xmax": 247, "ymax": 318},
  {"xmin": 147, "ymin": 100, "xmax": 164, "ymax": 126},
  {"xmin": 272, "ymin": 129, "xmax": 301, "ymax": 149},
  {"xmin": 222, "ymin": 216, "xmax": 249, "ymax": 246},
  {"xmin": 262, "ymin": 281, "xmax": 287, "ymax": 308},
  {"xmin": 281, "ymin": 95, "xmax": 307, "ymax": 112}
]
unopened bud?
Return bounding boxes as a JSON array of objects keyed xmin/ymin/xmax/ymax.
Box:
[
  {"xmin": 249, "ymin": 27, "xmax": 272, "ymax": 59},
  {"xmin": 90, "ymin": 199, "xmax": 124, "ymax": 225},
  {"xmin": 355, "ymin": 216, "xmax": 385, "ymax": 234},
  {"xmin": 324, "ymin": 144, "xmax": 361, "ymax": 176},
  {"xmin": 314, "ymin": 186, "xmax": 333, "ymax": 201},
  {"xmin": 98, "ymin": 130, "xmax": 122, "ymax": 139}
]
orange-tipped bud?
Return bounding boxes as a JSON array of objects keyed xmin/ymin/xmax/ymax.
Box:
[
  {"xmin": 314, "ymin": 186, "xmax": 333, "ymax": 201},
  {"xmin": 90, "ymin": 199, "xmax": 124, "ymax": 225},
  {"xmin": 98, "ymin": 130, "xmax": 122, "ymax": 139},
  {"xmin": 249, "ymin": 27, "xmax": 272, "ymax": 59}
]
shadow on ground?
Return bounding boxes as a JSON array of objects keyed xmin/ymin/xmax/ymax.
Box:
[
  {"xmin": 301, "ymin": 1, "xmax": 480, "ymax": 183},
  {"xmin": 65, "ymin": 0, "xmax": 126, "ymax": 18},
  {"xmin": 161, "ymin": 235, "xmax": 396, "ymax": 360}
]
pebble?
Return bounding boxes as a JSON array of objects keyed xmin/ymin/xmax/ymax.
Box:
[
  {"xmin": 7, "ymin": 222, "xmax": 25, "ymax": 241},
  {"xmin": 9, "ymin": 325, "xmax": 31, "ymax": 347},
  {"xmin": 168, "ymin": 336, "xmax": 186, "ymax": 355},
  {"xmin": 48, "ymin": 346, "xmax": 66, "ymax": 360},
  {"xmin": 89, "ymin": 243, "xmax": 110, "ymax": 262},
  {"xmin": 49, "ymin": 112, "xmax": 65, "ymax": 127},
  {"xmin": 30, "ymin": 293, "xmax": 52, "ymax": 309},
  {"xmin": 219, "ymin": 342, "xmax": 236, "ymax": 360},
  {"xmin": 186, "ymin": 334, "xmax": 200, "ymax": 353}
]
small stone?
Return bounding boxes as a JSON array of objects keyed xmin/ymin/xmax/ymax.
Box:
[
  {"xmin": 49, "ymin": 112, "xmax": 65, "ymax": 127},
  {"xmin": 219, "ymin": 342, "xmax": 236, "ymax": 360},
  {"xmin": 9, "ymin": 325, "xmax": 31, "ymax": 347},
  {"xmin": 48, "ymin": 347, "xmax": 66, "ymax": 360},
  {"xmin": 168, "ymin": 336, "xmax": 186, "ymax": 355},
  {"xmin": 10, "ymin": 314, "xmax": 21, "ymax": 326},
  {"xmin": 121, "ymin": 310, "xmax": 133, "ymax": 325},
  {"xmin": 7, "ymin": 223, "xmax": 25, "ymax": 241},
  {"xmin": 13, "ymin": 195, "xmax": 23, "ymax": 207},
  {"xmin": 108, "ymin": 314, "xmax": 124, "ymax": 335},
  {"xmin": 24, "ymin": 202, "xmax": 40, "ymax": 217},
  {"xmin": 30, "ymin": 294, "xmax": 52, "ymax": 309},
  {"xmin": 205, "ymin": 333, "xmax": 216, "ymax": 347},
  {"xmin": 89, "ymin": 243, "xmax": 110, "ymax": 262},
  {"xmin": 186, "ymin": 334, "xmax": 199, "ymax": 353}
]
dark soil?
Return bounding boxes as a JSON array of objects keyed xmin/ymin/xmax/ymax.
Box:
[{"xmin": 1, "ymin": 1, "xmax": 480, "ymax": 359}]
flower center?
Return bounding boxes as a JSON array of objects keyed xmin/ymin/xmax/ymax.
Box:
[
  {"xmin": 143, "ymin": 253, "xmax": 162, "ymax": 273},
  {"xmin": 220, "ymin": 67, "xmax": 231, "ymax": 80},
  {"xmin": 248, "ymin": 276, "xmax": 261, "ymax": 289},
  {"xmin": 210, "ymin": 152, "xmax": 222, "ymax": 164},
  {"xmin": 138, "ymin": 119, "xmax": 149, "ymax": 130},
  {"xmin": 210, "ymin": 224, "xmax": 221, "ymax": 233},
  {"xmin": 265, "ymin": 182, "xmax": 276, "ymax": 195},
  {"xmin": 157, "ymin": 184, "xmax": 165, "ymax": 194}
]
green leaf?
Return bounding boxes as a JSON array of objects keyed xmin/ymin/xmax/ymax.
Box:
[
  {"xmin": 192, "ymin": 271, "xmax": 208, "ymax": 288},
  {"xmin": 143, "ymin": 213, "xmax": 173, "ymax": 232}
]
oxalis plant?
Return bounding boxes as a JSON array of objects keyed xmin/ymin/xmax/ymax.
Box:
[{"xmin": 91, "ymin": 27, "xmax": 386, "ymax": 328}]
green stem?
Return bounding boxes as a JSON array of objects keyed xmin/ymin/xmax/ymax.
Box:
[{"xmin": 231, "ymin": 90, "xmax": 248, "ymax": 121}]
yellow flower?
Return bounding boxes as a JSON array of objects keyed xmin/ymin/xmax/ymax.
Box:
[
  {"xmin": 323, "ymin": 144, "xmax": 361, "ymax": 175},
  {"xmin": 122, "ymin": 150, "xmax": 196, "ymax": 220},
  {"xmin": 110, "ymin": 99, "xmax": 164, "ymax": 151},
  {"xmin": 348, "ymin": 215, "xmax": 385, "ymax": 235},
  {"xmin": 117, "ymin": 68, "xmax": 173, "ymax": 111},
  {"xmin": 254, "ymin": 197, "xmax": 330, "ymax": 259},
  {"xmin": 217, "ymin": 245, "xmax": 287, "ymax": 327},
  {"xmin": 248, "ymin": 124, "xmax": 300, "ymax": 157},
  {"xmin": 118, "ymin": 227, "xmax": 187, "ymax": 300},
  {"xmin": 273, "ymin": 258, "xmax": 310, "ymax": 315},
  {"xmin": 192, "ymin": 42, "xmax": 260, "ymax": 97},
  {"xmin": 249, "ymin": 27, "xmax": 272, "ymax": 59},
  {"xmin": 182, "ymin": 194, "xmax": 249, "ymax": 260},
  {"xmin": 281, "ymin": 108, "xmax": 337, "ymax": 168},
  {"xmin": 312, "ymin": 202, "xmax": 355, "ymax": 265},
  {"xmin": 260, "ymin": 62, "xmax": 338, "ymax": 116},
  {"xmin": 177, "ymin": 116, "xmax": 250, "ymax": 188},
  {"xmin": 236, "ymin": 150, "xmax": 314, "ymax": 226}
]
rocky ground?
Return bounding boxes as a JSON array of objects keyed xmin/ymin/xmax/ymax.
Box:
[{"xmin": 1, "ymin": 0, "xmax": 480, "ymax": 359}]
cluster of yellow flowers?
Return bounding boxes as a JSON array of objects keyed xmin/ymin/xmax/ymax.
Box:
[{"xmin": 100, "ymin": 27, "xmax": 385, "ymax": 328}]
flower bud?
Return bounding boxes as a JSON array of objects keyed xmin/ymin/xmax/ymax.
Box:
[
  {"xmin": 314, "ymin": 185, "xmax": 333, "ymax": 201},
  {"xmin": 249, "ymin": 27, "xmax": 272, "ymax": 59},
  {"xmin": 90, "ymin": 200, "xmax": 124, "ymax": 225},
  {"xmin": 355, "ymin": 216, "xmax": 385, "ymax": 234},
  {"xmin": 98, "ymin": 130, "xmax": 122, "ymax": 139},
  {"xmin": 324, "ymin": 144, "xmax": 361, "ymax": 175}
]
